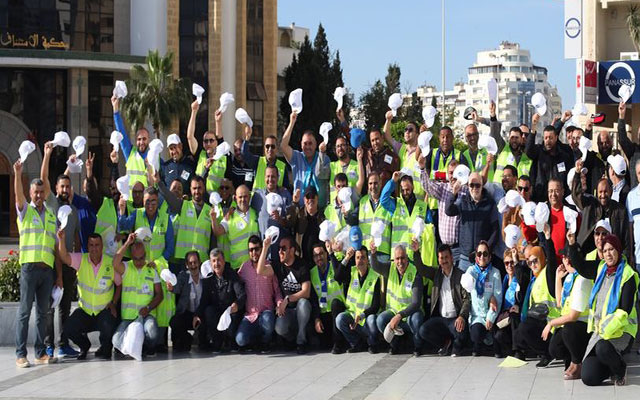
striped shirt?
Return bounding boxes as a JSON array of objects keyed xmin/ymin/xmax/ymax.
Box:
[{"xmin": 420, "ymin": 170, "xmax": 460, "ymax": 245}]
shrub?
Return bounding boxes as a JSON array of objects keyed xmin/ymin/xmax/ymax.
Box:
[{"xmin": 0, "ymin": 250, "xmax": 20, "ymax": 301}]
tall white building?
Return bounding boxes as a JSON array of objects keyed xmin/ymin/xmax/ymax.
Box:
[{"xmin": 408, "ymin": 42, "xmax": 562, "ymax": 137}]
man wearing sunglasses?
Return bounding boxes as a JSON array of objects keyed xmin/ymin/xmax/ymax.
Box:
[
  {"xmin": 383, "ymin": 111, "xmax": 424, "ymax": 198},
  {"xmin": 257, "ymin": 235, "xmax": 312, "ymax": 354},
  {"xmin": 571, "ymin": 165, "xmax": 627, "ymax": 256},
  {"xmin": 241, "ymin": 123, "xmax": 290, "ymax": 193},
  {"xmin": 187, "ymin": 100, "xmax": 229, "ymax": 194},
  {"xmin": 446, "ymin": 172, "xmax": 499, "ymax": 272}
]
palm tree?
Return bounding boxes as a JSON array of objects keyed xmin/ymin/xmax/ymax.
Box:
[
  {"xmin": 627, "ymin": 5, "xmax": 640, "ymax": 53},
  {"xmin": 121, "ymin": 50, "xmax": 191, "ymax": 139}
]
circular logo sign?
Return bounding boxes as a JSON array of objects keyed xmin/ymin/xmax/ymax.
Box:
[
  {"xmin": 565, "ymin": 17, "xmax": 581, "ymax": 39},
  {"xmin": 604, "ymin": 62, "xmax": 636, "ymax": 102}
]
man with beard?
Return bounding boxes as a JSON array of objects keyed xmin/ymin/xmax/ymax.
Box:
[
  {"xmin": 526, "ymin": 113, "xmax": 575, "ymax": 202},
  {"xmin": 329, "ymin": 135, "xmax": 360, "ymax": 202},
  {"xmin": 424, "ymin": 126, "xmax": 460, "ymax": 210},
  {"xmin": 229, "ymin": 138, "xmax": 256, "ymax": 191},
  {"xmin": 241, "ymin": 125, "xmax": 291, "ymax": 193},
  {"xmin": 112, "ymin": 94, "xmax": 150, "ymax": 190},
  {"xmin": 566, "ymin": 126, "xmax": 605, "ymax": 195},
  {"xmin": 159, "ymin": 132, "xmax": 195, "ymax": 193},
  {"xmin": 364, "ymin": 127, "xmax": 400, "ymax": 188},
  {"xmin": 41, "ymin": 141, "xmax": 81, "ymax": 358},
  {"xmin": 571, "ymin": 160, "xmax": 627, "ymax": 254},
  {"xmin": 491, "ymin": 126, "xmax": 532, "ymax": 185},
  {"xmin": 383, "ymin": 111, "xmax": 424, "ymax": 197}
]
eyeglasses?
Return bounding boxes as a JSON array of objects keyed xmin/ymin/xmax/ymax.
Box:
[
  {"xmin": 504, "ymin": 260, "xmax": 514, "ymax": 266},
  {"xmin": 517, "ymin": 186, "xmax": 530, "ymax": 192},
  {"xmin": 248, "ymin": 247, "xmax": 262, "ymax": 253},
  {"xmin": 219, "ymin": 186, "xmax": 231, "ymax": 190},
  {"xmin": 203, "ymin": 138, "xmax": 216, "ymax": 144},
  {"xmin": 594, "ymin": 231, "xmax": 608, "ymax": 236},
  {"xmin": 527, "ymin": 258, "xmax": 539, "ymax": 266},
  {"xmin": 313, "ymin": 252, "xmax": 324, "ymax": 258},
  {"xmin": 476, "ymin": 251, "xmax": 489, "ymax": 258},
  {"xmin": 278, "ymin": 246, "xmax": 289, "ymax": 252},
  {"xmin": 405, "ymin": 127, "xmax": 414, "ymax": 133},
  {"xmin": 265, "ymin": 144, "xmax": 276, "ymax": 150},
  {"xmin": 469, "ymin": 183, "xmax": 482, "ymax": 189}
]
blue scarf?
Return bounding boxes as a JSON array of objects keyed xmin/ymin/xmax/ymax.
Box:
[
  {"xmin": 502, "ymin": 275, "xmax": 518, "ymax": 310},
  {"xmin": 561, "ymin": 272, "xmax": 578, "ymax": 306},
  {"xmin": 521, "ymin": 275, "xmax": 536, "ymax": 321},
  {"xmin": 474, "ymin": 263, "xmax": 491, "ymax": 297},
  {"xmin": 588, "ymin": 259, "xmax": 626, "ymax": 315}
]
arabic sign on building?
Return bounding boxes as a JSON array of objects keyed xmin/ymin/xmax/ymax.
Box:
[{"xmin": 0, "ymin": 32, "xmax": 69, "ymax": 50}]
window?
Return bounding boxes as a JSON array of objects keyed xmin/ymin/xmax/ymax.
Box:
[
  {"xmin": 0, "ymin": 0, "xmax": 114, "ymax": 52},
  {"xmin": 520, "ymin": 55, "xmax": 529, "ymax": 62},
  {"xmin": 179, "ymin": 0, "xmax": 208, "ymax": 134},
  {"xmin": 246, "ymin": 0, "xmax": 264, "ymax": 147},
  {"xmin": 88, "ymin": 70, "xmax": 118, "ymax": 184}
]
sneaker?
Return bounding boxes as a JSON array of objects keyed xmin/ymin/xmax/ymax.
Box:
[
  {"xmin": 45, "ymin": 346, "xmax": 54, "ymax": 358},
  {"xmin": 57, "ymin": 344, "xmax": 80, "ymax": 358},
  {"xmin": 259, "ymin": 343, "xmax": 272, "ymax": 354},
  {"xmin": 413, "ymin": 349, "xmax": 422, "ymax": 357},
  {"xmin": 614, "ymin": 375, "xmax": 626, "ymax": 386},
  {"xmin": 514, "ymin": 351, "xmax": 526, "ymax": 361},
  {"xmin": 536, "ymin": 357, "xmax": 552, "ymax": 368},
  {"xmin": 76, "ymin": 349, "xmax": 89, "ymax": 361},
  {"xmin": 296, "ymin": 344, "xmax": 307, "ymax": 355},
  {"xmin": 15, "ymin": 357, "xmax": 30, "ymax": 368},
  {"xmin": 368, "ymin": 345, "xmax": 378, "ymax": 354},
  {"xmin": 34, "ymin": 354, "xmax": 58, "ymax": 365}
]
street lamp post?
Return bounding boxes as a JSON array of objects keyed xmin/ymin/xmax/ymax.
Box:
[{"xmin": 441, "ymin": 0, "xmax": 445, "ymax": 125}]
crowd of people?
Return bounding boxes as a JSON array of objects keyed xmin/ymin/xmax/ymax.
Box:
[{"xmin": 11, "ymin": 90, "xmax": 639, "ymax": 387}]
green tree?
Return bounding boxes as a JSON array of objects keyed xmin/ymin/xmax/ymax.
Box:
[
  {"xmin": 121, "ymin": 50, "xmax": 191, "ymax": 139},
  {"xmin": 401, "ymin": 92, "xmax": 423, "ymax": 123},
  {"xmin": 278, "ymin": 23, "xmax": 351, "ymax": 148},
  {"xmin": 627, "ymin": 5, "xmax": 640, "ymax": 53},
  {"xmin": 384, "ymin": 63, "xmax": 401, "ymax": 99}
]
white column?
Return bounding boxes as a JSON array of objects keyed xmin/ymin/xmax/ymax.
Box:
[
  {"xmin": 130, "ymin": 0, "xmax": 167, "ymax": 56},
  {"xmin": 221, "ymin": 0, "xmax": 237, "ymax": 144}
]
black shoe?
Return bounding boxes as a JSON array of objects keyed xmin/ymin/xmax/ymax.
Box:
[
  {"xmin": 471, "ymin": 351, "xmax": 479, "ymax": 357},
  {"xmin": 155, "ymin": 344, "xmax": 168, "ymax": 353},
  {"xmin": 494, "ymin": 352, "xmax": 504, "ymax": 359},
  {"xmin": 331, "ymin": 345, "xmax": 345, "ymax": 355},
  {"xmin": 514, "ymin": 351, "xmax": 526, "ymax": 361},
  {"xmin": 76, "ymin": 349, "xmax": 88, "ymax": 360},
  {"xmin": 113, "ymin": 348, "xmax": 126, "ymax": 360},
  {"xmin": 388, "ymin": 345, "xmax": 400, "ymax": 355},
  {"xmin": 260, "ymin": 343, "xmax": 272, "ymax": 354},
  {"xmin": 95, "ymin": 347, "xmax": 112, "ymax": 360},
  {"xmin": 413, "ymin": 349, "xmax": 422, "ymax": 357},
  {"xmin": 438, "ymin": 339, "xmax": 452, "ymax": 356},
  {"xmin": 296, "ymin": 344, "xmax": 307, "ymax": 355},
  {"xmin": 347, "ymin": 343, "xmax": 366, "ymax": 354},
  {"xmin": 368, "ymin": 345, "xmax": 378, "ymax": 354},
  {"xmin": 536, "ymin": 357, "xmax": 552, "ymax": 368}
]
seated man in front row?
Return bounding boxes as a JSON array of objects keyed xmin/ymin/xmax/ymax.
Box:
[
  {"xmin": 167, "ymin": 251, "xmax": 207, "ymax": 352},
  {"xmin": 112, "ymin": 233, "xmax": 163, "ymax": 358}
]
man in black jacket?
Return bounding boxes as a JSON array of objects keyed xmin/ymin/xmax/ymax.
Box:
[
  {"xmin": 167, "ymin": 251, "xmax": 207, "ymax": 351},
  {"xmin": 415, "ymin": 244, "xmax": 470, "ymax": 357},
  {"xmin": 197, "ymin": 249, "xmax": 246, "ymax": 351},
  {"xmin": 526, "ymin": 113, "xmax": 575, "ymax": 202}
]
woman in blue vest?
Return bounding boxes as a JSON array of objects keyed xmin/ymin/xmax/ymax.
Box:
[{"xmin": 568, "ymin": 232, "xmax": 639, "ymax": 386}]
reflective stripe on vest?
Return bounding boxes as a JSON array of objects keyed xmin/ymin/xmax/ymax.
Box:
[
  {"xmin": 462, "ymin": 148, "xmax": 494, "ymax": 182},
  {"xmin": 310, "ymin": 264, "xmax": 345, "ymax": 313},
  {"xmin": 95, "ymin": 197, "xmax": 118, "ymax": 236},
  {"xmin": 125, "ymin": 148, "xmax": 148, "ymax": 190},
  {"xmin": 529, "ymin": 267, "xmax": 561, "ymax": 321},
  {"xmin": 358, "ymin": 195, "xmax": 391, "ymax": 254},
  {"xmin": 346, "ymin": 268, "xmax": 380, "ymax": 325},
  {"xmin": 174, "ymin": 201, "xmax": 212, "ymax": 261},
  {"xmin": 391, "ymin": 197, "xmax": 427, "ymax": 260},
  {"xmin": 77, "ymin": 254, "xmax": 115, "ymax": 316},
  {"xmin": 492, "ymin": 147, "xmax": 532, "ymax": 184},
  {"xmin": 17, "ymin": 205, "xmax": 56, "ymax": 268},
  {"xmin": 386, "ymin": 263, "xmax": 417, "ymax": 317},
  {"xmin": 149, "ymin": 258, "xmax": 175, "ymax": 327},
  {"xmin": 121, "ymin": 263, "xmax": 156, "ymax": 320},
  {"xmin": 227, "ymin": 209, "xmax": 259, "ymax": 269},
  {"xmin": 560, "ymin": 276, "xmax": 590, "ymax": 324}
]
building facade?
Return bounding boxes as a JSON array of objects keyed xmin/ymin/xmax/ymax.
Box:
[{"xmin": 0, "ymin": 0, "xmax": 278, "ymax": 238}]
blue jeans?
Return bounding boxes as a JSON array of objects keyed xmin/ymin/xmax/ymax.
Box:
[
  {"xmin": 112, "ymin": 316, "xmax": 159, "ymax": 351},
  {"xmin": 458, "ymin": 255, "xmax": 472, "ymax": 273},
  {"xmin": 336, "ymin": 312, "xmax": 377, "ymax": 347},
  {"xmin": 450, "ymin": 245, "xmax": 461, "ymax": 268},
  {"xmin": 375, "ymin": 310, "xmax": 424, "ymax": 347},
  {"xmin": 15, "ymin": 263, "xmax": 54, "ymax": 358},
  {"xmin": 275, "ymin": 298, "xmax": 311, "ymax": 345},
  {"xmin": 235, "ymin": 310, "xmax": 276, "ymax": 347}
]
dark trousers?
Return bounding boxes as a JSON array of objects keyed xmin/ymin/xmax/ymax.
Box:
[
  {"xmin": 204, "ymin": 305, "xmax": 241, "ymax": 345},
  {"xmin": 582, "ymin": 339, "xmax": 630, "ymax": 386},
  {"xmin": 514, "ymin": 317, "xmax": 550, "ymax": 357},
  {"xmin": 15, "ymin": 264, "xmax": 54, "ymax": 358},
  {"xmin": 315, "ymin": 299, "xmax": 346, "ymax": 349},
  {"xmin": 169, "ymin": 311, "xmax": 208, "ymax": 350},
  {"xmin": 548, "ymin": 322, "xmax": 590, "ymax": 366},
  {"xmin": 418, "ymin": 316, "xmax": 467, "ymax": 353},
  {"xmin": 470, "ymin": 322, "xmax": 492, "ymax": 353},
  {"xmin": 45, "ymin": 264, "xmax": 76, "ymax": 347},
  {"xmin": 493, "ymin": 312, "xmax": 520, "ymax": 353},
  {"xmin": 64, "ymin": 308, "xmax": 118, "ymax": 352}
]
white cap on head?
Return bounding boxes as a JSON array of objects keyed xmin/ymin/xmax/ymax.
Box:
[
  {"xmin": 594, "ymin": 219, "xmax": 612, "ymax": 234},
  {"xmin": 607, "ymin": 154, "xmax": 627, "ymax": 176},
  {"xmin": 167, "ymin": 134, "xmax": 181, "ymax": 147}
]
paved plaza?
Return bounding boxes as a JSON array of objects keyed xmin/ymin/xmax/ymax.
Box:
[{"xmin": 0, "ymin": 347, "xmax": 638, "ymax": 400}]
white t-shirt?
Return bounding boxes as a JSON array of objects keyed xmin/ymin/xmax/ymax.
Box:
[{"xmin": 569, "ymin": 275, "xmax": 593, "ymax": 313}]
